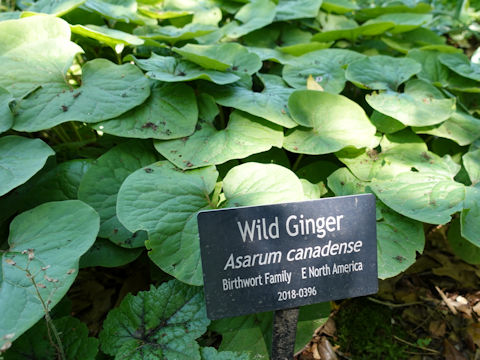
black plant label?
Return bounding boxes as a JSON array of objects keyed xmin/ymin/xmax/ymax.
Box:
[{"xmin": 198, "ymin": 194, "xmax": 378, "ymax": 319}]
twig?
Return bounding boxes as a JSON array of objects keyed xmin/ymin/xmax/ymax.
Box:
[
  {"xmin": 435, "ymin": 286, "xmax": 458, "ymax": 315},
  {"xmin": 367, "ymin": 297, "xmax": 424, "ymax": 308},
  {"xmin": 393, "ymin": 335, "xmax": 440, "ymax": 354}
]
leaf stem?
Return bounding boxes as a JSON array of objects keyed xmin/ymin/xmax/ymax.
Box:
[{"xmin": 292, "ymin": 154, "xmax": 304, "ymax": 172}]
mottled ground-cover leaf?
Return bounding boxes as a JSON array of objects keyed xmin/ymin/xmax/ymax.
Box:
[
  {"xmin": 282, "ymin": 49, "xmax": 365, "ymax": 93},
  {"xmin": 5, "ymin": 316, "xmax": 99, "ymax": 360},
  {"xmin": 407, "ymin": 49, "xmax": 450, "ymax": 86},
  {"xmin": 210, "ymin": 302, "xmax": 329, "ymax": 358},
  {"xmin": 94, "ymin": 81, "xmax": 198, "ymax": 139},
  {"xmin": 173, "ymin": 43, "xmax": 262, "ymax": 75},
  {"xmin": 99, "ymin": 280, "xmax": 209, "ymax": 360},
  {"xmin": 0, "ymin": 200, "xmax": 99, "ymax": 348},
  {"xmin": 80, "ymin": 238, "xmax": 143, "ymax": 268},
  {"xmin": 0, "ymin": 87, "xmax": 13, "ymax": 134},
  {"xmin": 203, "ymin": 74, "xmax": 297, "ymax": 128},
  {"xmin": 154, "ymin": 110, "xmax": 284, "ymax": 170},
  {"xmin": 130, "ymin": 54, "xmax": 240, "ymax": 84},
  {"xmin": 366, "ymin": 79, "xmax": 456, "ymax": 126},
  {"xmin": 345, "ymin": 55, "xmax": 421, "ymax": 90},
  {"xmin": 274, "ymin": 0, "xmax": 322, "ymax": 21},
  {"xmin": 71, "ymin": 24, "xmax": 144, "ymax": 49},
  {"xmin": 201, "ymin": 347, "xmax": 252, "ymax": 360},
  {"xmin": 27, "ymin": 0, "xmax": 86, "ymax": 16},
  {"xmin": 133, "ymin": 23, "xmax": 217, "ymax": 45},
  {"xmin": 413, "ymin": 110, "xmax": 480, "ymax": 146},
  {"xmin": 0, "ymin": 136, "xmax": 54, "ymax": 197},
  {"xmin": 78, "ymin": 141, "xmax": 156, "ymax": 247},
  {"xmin": 222, "ymin": 162, "xmax": 305, "ymax": 207},
  {"xmin": 84, "ymin": 0, "xmax": 155, "ymax": 25},
  {"xmin": 14, "ymin": 58, "xmax": 150, "ymax": 132},
  {"xmin": 0, "ymin": 16, "xmax": 83, "ymax": 98},
  {"xmin": 117, "ymin": 163, "xmax": 218, "ymax": 285},
  {"xmin": 439, "ymin": 53, "xmax": 480, "ymax": 82},
  {"xmin": 284, "ymin": 90, "xmax": 377, "ymax": 154}
]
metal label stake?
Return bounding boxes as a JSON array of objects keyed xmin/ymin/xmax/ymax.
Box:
[{"xmin": 271, "ymin": 307, "xmax": 300, "ymax": 360}]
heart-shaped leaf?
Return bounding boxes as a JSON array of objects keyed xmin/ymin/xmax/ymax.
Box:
[
  {"xmin": 274, "ymin": 0, "xmax": 322, "ymax": 21},
  {"xmin": 78, "ymin": 140, "xmax": 156, "ymax": 247},
  {"xmin": 80, "ymin": 238, "xmax": 143, "ymax": 268},
  {"xmin": 366, "ymin": 79, "xmax": 455, "ymax": 127},
  {"xmin": 154, "ymin": 110, "xmax": 284, "ymax": 170},
  {"xmin": 84, "ymin": 0, "xmax": 155, "ymax": 25},
  {"xmin": 130, "ymin": 54, "xmax": 240, "ymax": 85},
  {"xmin": 13, "ymin": 58, "xmax": 150, "ymax": 132},
  {"xmin": 173, "ymin": 43, "xmax": 261, "ymax": 75},
  {"xmin": 0, "ymin": 87, "xmax": 13, "ymax": 134},
  {"xmin": 284, "ymin": 90, "xmax": 377, "ymax": 154},
  {"xmin": 0, "ymin": 136, "xmax": 54, "ymax": 196},
  {"xmin": 202, "ymin": 74, "xmax": 297, "ymax": 128},
  {"xmin": 117, "ymin": 163, "xmax": 218, "ymax": 285},
  {"xmin": 0, "ymin": 16, "xmax": 83, "ymax": 98},
  {"xmin": 439, "ymin": 53, "xmax": 480, "ymax": 82},
  {"xmin": 94, "ymin": 81, "xmax": 198, "ymax": 140},
  {"xmin": 0, "ymin": 200, "xmax": 99, "ymax": 348},
  {"xmin": 99, "ymin": 280, "xmax": 209, "ymax": 360},
  {"xmin": 463, "ymin": 149, "xmax": 480, "ymax": 186},
  {"xmin": 346, "ymin": 55, "xmax": 421, "ymax": 90},
  {"xmin": 282, "ymin": 49, "xmax": 365, "ymax": 93},
  {"xmin": 27, "ymin": 0, "xmax": 86, "ymax": 16},
  {"xmin": 71, "ymin": 24, "xmax": 144, "ymax": 49},
  {"xmin": 133, "ymin": 23, "xmax": 217, "ymax": 45}
]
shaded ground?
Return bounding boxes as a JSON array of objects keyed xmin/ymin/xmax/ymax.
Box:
[{"xmin": 296, "ymin": 224, "xmax": 480, "ymax": 360}]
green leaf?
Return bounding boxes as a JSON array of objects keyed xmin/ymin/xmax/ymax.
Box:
[
  {"xmin": 0, "ymin": 87, "xmax": 13, "ymax": 134},
  {"xmin": 223, "ymin": 162, "xmax": 304, "ymax": 207},
  {"xmin": 448, "ymin": 218, "xmax": 480, "ymax": 265},
  {"xmin": 0, "ymin": 136, "xmax": 54, "ymax": 197},
  {"xmin": 284, "ymin": 90, "xmax": 377, "ymax": 154},
  {"xmin": 5, "ymin": 316, "xmax": 99, "ymax": 360},
  {"xmin": 413, "ymin": 111, "xmax": 480, "ymax": 146},
  {"xmin": 322, "ymin": 0, "xmax": 358, "ymax": 13},
  {"xmin": 27, "ymin": 0, "xmax": 86, "ymax": 16},
  {"xmin": 84, "ymin": 0, "xmax": 155, "ymax": 25},
  {"xmin": 355, "ymin": 2, "xmax": 432, "ymax": 20},
  {"xmin": 376, "ymin": 202, "xmax": 424, "ymax": 279},
  {"xmin": 439, "ymin": 53, "xmax": 480, "ymax": 82},
  {"xmin": 71, "ymin": 24, "xmax": 144, "ymax": 49},
  {"xmin": 94, "ymin": 81, "xmax": 198, "ymax": 140},
  {"xmin": 117, "ymin": 163, "xmax": 218, "ymax": 285},
  {"xmin": 20, "ymin": 159, "xmax": 93, "ymax": 210},
  {"xmin": 374, "ymin": 13, "xmax": 432, "ymax": 34},
  {"xmin": 80, "ymin": 238, "xmax": 143, "ymax": 268},
  {"xmin": 366, "ymin": 79, "xmax": 456, "ymax": 127},
  {"xmin": 461, "ymin": 186, "xmax": 480, "ymax": 247},
  {"xmin": 370, "ymin": 172, "xmax": 465, "ymax": 224},
  {"xmin": 173, "ymin": 43, "xmax": 262, "ymax": 75},
  {"xmin": 133, "ymin": 23, "xmax": 217, "ymax": 45},
  {"xmin": 203, "ymin": 74, "xmax": 298, "ymax": 128},
  {"xmin": 130, "ymin": 54, "xmax": 241, "ymax": 85},
  {"xmin": 13, "ymin": 58, "xmax": 150, "ymax": 132},
  {"xmin": 247, "ymin": 46, "xmax": 295, "ymax": 64},
  {"xmin": 407, "ymin": 49, "xmax": 449, "ymax": 86},
  {"xmin": 78, "ymin": 140, "xmax": 156, "ymax": 247},
  {"xmin": 327, "ymin": 168, "xmax": 425, "ymax": 279},
  {"xmin": 0, "ymin": 12, "xmax": 21, "ymax": 21},
  {"xmin": 463, "ymin": 149, "xmax": 480, "ymax": 186},
  {"xmin": 0, "ymin": 200, "xmax": 100, "ymax": 348},
  {"xmin": 211, "ymin": 302, "xmax": 329, "ymax": 358},
  {"xmin": 345, "ymin": 55, "xmax": 421, "ymax": 90},
  {"xmin": 0, "ymin": 16, "xmax": 83, "ymax": 98},
  {"xmin": 370, "ymin": 111, "xmax": 406, "ymax": 134},
  {"xmin": 223, "ymin": 0, "xmax": 276, "ymax": 39},
  {"xmin": 154, "ymin": 110, "xmax": 284, "ymax": 170},
  {"xmin": 99, "ymin": 280, "xmax": 209, "ymax": 360},
  {"xmin": 282, "ymin": 49, "xmax": 365, "ymax": 93},
  {"xmin": 201, "ymin": 347, "xmax": 251, "ymax": 360},
  {"xmin": 274, "ymin": 0, "xmax": 322, "ymax": 21},
  {"xmin": 312, "ymin": 19, "xmax": 394, "ymax": 42}
]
